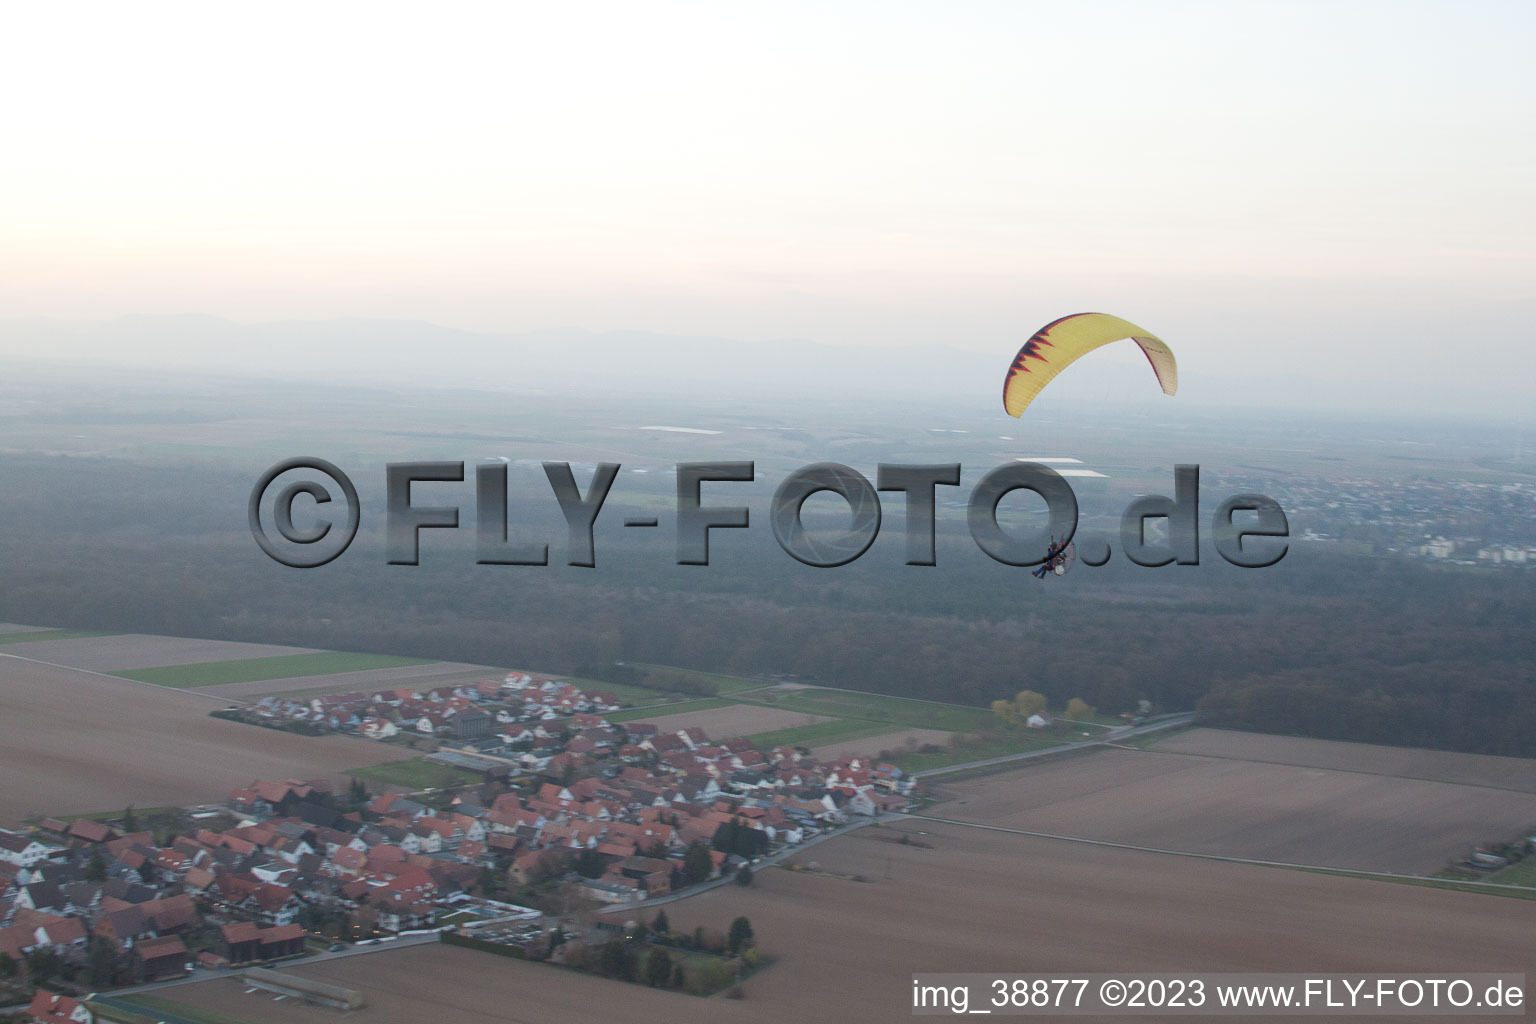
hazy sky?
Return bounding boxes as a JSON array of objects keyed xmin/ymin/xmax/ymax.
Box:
[{"xmin": 3, "ymin": 1, "xmax": 1532, "ymax": 408}]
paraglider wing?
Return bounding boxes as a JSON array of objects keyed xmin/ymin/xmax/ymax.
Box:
[{"xmin": 1002, "ymin": 312, "xmax": 1178, "ymax": 417}]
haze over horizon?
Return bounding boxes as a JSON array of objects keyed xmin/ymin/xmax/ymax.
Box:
[{"xmin": 3, "ymin": 1, "xmax": 1532, "ymax": 419}]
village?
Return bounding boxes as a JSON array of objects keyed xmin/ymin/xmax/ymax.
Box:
[{"xmin": 0, "ymin": 671, "xmax": 918, "ymax": 1016}]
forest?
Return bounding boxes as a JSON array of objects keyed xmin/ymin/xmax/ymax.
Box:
[{"xmin": 1, "ymin": 450, "xmax": 1531, "ymax": 758}]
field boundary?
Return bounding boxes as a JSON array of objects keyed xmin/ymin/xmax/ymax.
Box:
[
  {"xmin": 903, "ymin": 814, "xmax": 1536, "ymax": 899},
  {"xmin": 117, "ymin": 651, "xmax": 431, "ymax": 689},
  {"xmin": 1124, "ymin": 739, "xmax": 1536, "ymax": 796},
  {"xmin": 0, "ymin": 651, "xmax": 243, "ymax": 703}
]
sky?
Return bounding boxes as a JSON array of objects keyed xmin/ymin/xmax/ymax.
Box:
[{"xmin": 2, "ymin": 1, "xmax": 1533, "ymax": 414}]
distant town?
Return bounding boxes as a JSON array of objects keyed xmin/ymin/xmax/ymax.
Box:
[{"xmin": 1238, "ymin": 475, "xmax": 1536, "ymax": 564}]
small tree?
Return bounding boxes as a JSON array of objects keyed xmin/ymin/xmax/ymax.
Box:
[
  {"xmin": 26, "ymin": 947, "xmax": 61, "ymax": 986},
  {"xmin": 727, "ymin": 916, "xmax": 754, "ymax": 955},
  {"xmin": 574, "ymin": 847, "xmax": 605, "ymax": 879},
  {"xmin": 644, "ymin": 948, "xmax": 671, "ymax": 988},
  {"xmin": 1015, "ymin": 690, "xmax": 1048, "ymax": 718},
  {"xmin": 84, "ymin": 850, "xmax": 108, "ymax": 883},
  {"xmin": 651, "ymin": 909, "xmax": 670, "ymax": 935},
  {"xmin": 735, "ymin": 864, "xmax": 753, "ymax": 886},
  {"xmin": 0, "ymin": 951, "xmax": 16, "ymax": 979},
  {"xmin": 88, "ymin": 937, "xmax": 115, "ymax": 987},
  {"xmin": 670, "ymin": 961, "xmax": 686, "ymax": 988},
  {"xmin": 683, "ymin": 841, "xmax": 713, "ymax": 884},
  {"xmin": 1064, "ymin": 697, "xmax": 1096, "ymax": 722},
  {"xmin": 598, "ymin": 937, "xmax": 633, "ymax": 980},
  {"xmin": 990, "ymin": 699, "xmax": 1018, "ymax": 724},
  {"xmin": 122, "ymin": 805, "xmax": 138, "ymax": 832}
]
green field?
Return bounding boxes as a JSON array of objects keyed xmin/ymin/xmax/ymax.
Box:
[
  {"xmin": 92, "ymin": 995, "xmax": 258, "ymax": 1024},
  {"xmin": 625, "ymin": 662, "xmax": 768, "ymax": 695},
  {"xmin": 606, "ymin": 697, "xmax": 739, "ymax": 722},
  {"xmin": 882, "ymin": 731, "xmax": 1064, "ymax": 773},
  {"xmin": 116, "ymin": 651, "xmax": 431, "ymax": 688},
  {"xmin": 1486, "ymin": 858, "xmax": 1536, "ymax": 887},
  {"xmin": 560, "ymin": 676, "xmax": 697, "ymax": 707},
  {"xmin": 740, "ymin": 687, "xmax": 997, "ymax": 732},
  {"xmin": 744, "ymin": 718, "xmax": 898, "ymax": 751},
  {"xmin": 0, "ymin": 628, "xmax": 117, "ymax": 645},
  {"xmin": 346, "ymin": 758, "xmax": 480, "ymax": 790}
]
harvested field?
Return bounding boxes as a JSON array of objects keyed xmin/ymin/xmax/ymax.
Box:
[
  {"xmin": 1151, "ymin": 727, "xmax": 1536, "ymax": 793},
  {"xmin": 196, "ymin": 661, "xmax": 499, "ymax": 700},
  {"xmin": 0, "ymin": 655, "xmax": 398, "ymax": 825},
  {"xmin": 928, "ymin": 746, "xmax": 1536, "ymax": 875},
  {"xmin": 631, "ymin": 704, "xmax": 833, "ymax": 738},
  {"xmin": 809, "ymin": 728, "xmax": 953, "ymax": 761},
  {"xmin": 166, "ymin": 821, "xmax": 1532, "ymax": 1024},
  {"xmin": 0, "ymin": 633, "xmax": 319, "ymax": 672},
  {"xmin": 0, "ymin": 622, "xmax": 49, "ymax": 633}
]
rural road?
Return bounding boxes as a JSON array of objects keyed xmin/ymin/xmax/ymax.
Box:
[
  {"xmin": 913, "ymin": 713, "xmax": 1196, "ymax": 778},
  {"xmin": 605, "ymin": 814, "xmax": 883, "ymax": 912},
  {"xmin": 99, "ymin": 932, "xmax": 443, "ymax": 1001}
]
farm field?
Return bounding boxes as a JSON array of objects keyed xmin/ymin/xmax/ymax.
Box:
[
  {"xmin": 346, "ymin": 759, "xmax": 482, "ymax": 790},
  {"xmin": 927, "ymin": 745, "xmax": 1536, "ymax": 875},
  {"xmin": 743, "ymin": 686, "xmax": 997, "ymax": 732},
  {"xmin": 630, "ymin": 705, "xmax": 835, "ymax": 738},
  {"xmin": 117, "ymin": 652, "xmax": 430, "ymax": 688},
  {"xmin": 0, "ymin": 656, "xmax": 399, "ymax": 824},
  {"xmin": 623, "ymin": 683, "xmax": 1086, "ymax": 768},
  {"xmin": 808, "ymin": 728, "xmax": 953, "ymax": 761},
  {"xmin": 0, "ymin": 632, "xmax": 319, "ymax": 670},
  {"xmin": 198, "ymin": 662, "xmax": 502, "ymax": 700},
  {"xmin": 166, "ymin": 820, "xmax": 1533, "ymax": 1024},
  {"xmin": 744, "ymin": 719, "xmax": 897, "ymax": 751},
  {"xmin": 1150, "ymin": 727, "xmax": 1536, "ymax": 793},
  {"xmin": 624, "ymin": 662, "xmax": 769, "ymax": 695},
  {"xmin": 605, "ymin": 698, "xmax": 738, "ymax": 723},
  {"xmin": 0, "ymin": 627, "xmax": 117, "ymax": 645}
]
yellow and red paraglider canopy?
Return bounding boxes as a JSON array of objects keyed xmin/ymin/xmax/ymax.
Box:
[{"xmin": 1002, "ymin": 312, "xmax": 1178, "ymax": 417}]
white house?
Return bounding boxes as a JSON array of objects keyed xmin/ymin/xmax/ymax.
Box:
[{"xmin": 0, "ymin": 831, "xmax": 57, "ymax": 867}]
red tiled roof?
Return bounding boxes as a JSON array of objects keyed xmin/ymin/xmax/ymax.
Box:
[
  {"xmin": 29, "ymin": 989, "xmax": 85, "ymax": 1024},
  {"xmin": 136, "ymin": 934, "xmax": 187, "ymax": 959},
  {"xmin": 261, "ymin": 923, "xmax": 305, "ymax": 943},
  {"xmin": 221, "ymin": 921, "xmax": 263, "ymax": 944}
]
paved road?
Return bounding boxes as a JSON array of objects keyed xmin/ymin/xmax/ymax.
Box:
[
  {"xmin": 604, "ymin": 814, "xmax": 882, "ymax": 912},
  {"xmin": 100, "ymin": 933, "xmax": 443, "ymax": 1000}
]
